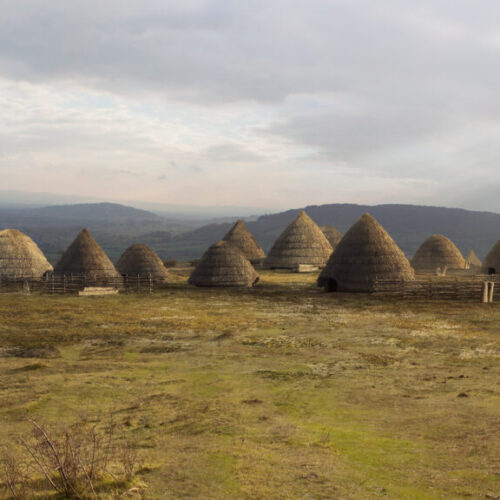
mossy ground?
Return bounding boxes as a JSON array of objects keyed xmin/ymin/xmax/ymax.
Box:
[{"xmin": 0, "ymin": 269, "xmax": 499, "ymax": 499}]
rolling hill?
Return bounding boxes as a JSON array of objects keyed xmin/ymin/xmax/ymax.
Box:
[
  {"xmin": 165, "ymin": 203, "xmax": 500, "ymax": 261},
  {"xmin": 2, "ymin": 201, "xmax": 500, "ymax": 264},
  {"xmin": 0, "ymin": 203, "xmax": 192, "ymax": 263}
]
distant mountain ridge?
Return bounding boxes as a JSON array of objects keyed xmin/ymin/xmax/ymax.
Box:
[
  {"xmin": 35, "ymin": 202, "xmax": 163, "ymax": 222},
  {"xmin": 0, "ymin": 202, "xmax": 191, "ymax": 263},
  {"xmin": 165, "ymin": 203, "xmax": 500, "ymax": 260},
  {"xmin": 2, "ymin": 201, "xmax": 500, "ymax": 263}
]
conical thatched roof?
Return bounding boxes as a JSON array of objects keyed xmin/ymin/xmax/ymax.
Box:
[
  {"xmin": 53, "ymin": 229, "xmax": 121, "ymax": 282},
  {"xmin": 465, "ymin": 250, "xmax": 482, "ymax": 269},
  {"xmin": 482, "ymin": 240, "xmax": 500, "ymax": 274},
  {"xmin": 265, "ymin": 211, "xmax": 333, "ymax": 269},
  {"xmin": 0, "ymin": 229, "xmax": 53, "ymax": 278},
  {"xmin": 318, "ymin": 213, "xmax": 415, "ymax": 292},
  {"xmin": 116, "ymin": 244, "xmax": 169, "ymax": 281},
  {"xmin": 320, "ymin": 225, "xmax": 343, "ymax": 250},
  {"xmin": 222, "ymin": 220, "xmax": 265, "ymax": 262},
  {"xmin": 188, "ymin": 240, "xmax": 259, "ymax": 287},
  {"xmin": 411, "ymin": 235, "xmax": 466, "ymax": 272}
]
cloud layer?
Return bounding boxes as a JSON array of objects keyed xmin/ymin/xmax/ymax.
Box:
[{"xmin": 1, "ymin": 0, "xmax": 500, "ymax": 210}]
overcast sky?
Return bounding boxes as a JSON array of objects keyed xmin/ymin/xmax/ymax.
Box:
[{"xmin": 1, "ymin": 0, "xmax": 500, "ymax": 211}]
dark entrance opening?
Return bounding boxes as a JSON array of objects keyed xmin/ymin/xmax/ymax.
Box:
[
  {"xmin": 327, "ymin": 279, "xmax": 338, "ymax": 292},
  {"xmin": 488, "ymin": 267, "xmax": 496, "ymax": 275}
]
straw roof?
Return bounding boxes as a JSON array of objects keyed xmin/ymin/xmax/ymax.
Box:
[
  {"xmin": 320, "ymin": 225, "xmax": 343, "ymax": 250},
  {"xmin": 265, "ymin": 211, "xmax": 333, "ymax": 269},
  {"xmin": 53, "ymin": 228, "xmax": 121, "ymax": 283},
  {"xmin": 116, "ymin": 244, "xmax": 169, "ymax": 281},
  {"xmin": 465, "ymin": 250, "xmax": 482, "ymax": 269},
  {"xmin": 411, "ymin": 234, "xmax": 466, "ymax": 272},
  {"xmin": 0, "ymin": 229, "xmax": 53, "ymax": 278},
  {"xmin": 222, "ymin": 220, "xmax": 265, "ymax": 262},
  {"xmin": 482, "ymin": 240, "xmax": 500, "ymax": 274},
  {"xmin": 188, "ymin": 240, "xmax": 259, "ymax": 287},
  {"xmin": 318, "ymin": 213, "xmax": 415, "ymax": 292}
]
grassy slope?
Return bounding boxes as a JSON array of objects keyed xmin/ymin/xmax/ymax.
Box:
[{"xmin": 0, "ymin": 271, "xmax": 499, "ymax": 499}]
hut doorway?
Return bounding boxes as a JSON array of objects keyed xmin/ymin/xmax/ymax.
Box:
[
  {"xmin": 326, "ymin": 278, "xmax": 338, "ymax": 292},
  {"xmin": 488, "ymin": 267, "xmax": 496, "ymax": 275}
]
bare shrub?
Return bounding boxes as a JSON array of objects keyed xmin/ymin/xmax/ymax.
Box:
[
  {"xmin": 0, "ymin": 416, "xmax": 141, "ymax": 499},
  {"xmin": 0, "ymin": 452, "xmax": 30, "ymax": 499}
]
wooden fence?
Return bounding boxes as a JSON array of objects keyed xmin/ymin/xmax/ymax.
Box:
[
  {"xmin": 372, "ymin": 275, "xmax": 499, "ymax": 301},
  {"xmin": 0, "ymin": 274, "xmax": 156, "ymax": 295}
]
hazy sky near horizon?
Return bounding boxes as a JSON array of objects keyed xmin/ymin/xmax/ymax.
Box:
[{"xmin": 1, "ymin": 0, "xmax": 500, "ymax": 210}]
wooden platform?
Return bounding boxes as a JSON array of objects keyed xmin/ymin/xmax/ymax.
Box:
[
  {"xmin": 293, "ymin": 264, "xmax": 319, "ymax": 273},
  {"xmin": 78, "ymin": 287, "xmax": 119, "ymax": 296}
]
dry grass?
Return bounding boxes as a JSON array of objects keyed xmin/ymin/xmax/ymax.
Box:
[{"xmin": 0, "ymin": 271, "xmax": 499, "ymax": 498}]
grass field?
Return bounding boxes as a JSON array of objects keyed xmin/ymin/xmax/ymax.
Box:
[{"xmin": 0, "ymin": 269, "xmax": 499, "ymax": 499}]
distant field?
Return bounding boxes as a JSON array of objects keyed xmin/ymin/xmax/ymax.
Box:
[{"xmin": 0, "ymin": 271, "xmax": 499, "ymax": 499}]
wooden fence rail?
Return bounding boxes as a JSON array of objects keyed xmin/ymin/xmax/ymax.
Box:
[
  {"xmin": 373, "ymin": 275, "xmax": 499, "ymax": 301},
  {"xmin": 0, "ymin": 274, "xmax": 156, "ymax": 295}
]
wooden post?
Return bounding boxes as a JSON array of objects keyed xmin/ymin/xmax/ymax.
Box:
[
  {"xmin": 488, "ymin": 282, "xmax": 495, "ymax": 303},
  {"xmin": 149, "ymin": 273, "xmax": 153, "ymax": 294},
  {"xmin": 137, "ymin": 274, "xmax": 140, "ymax": 293},
  {"xmin": 481, "ymin": 282, "xmax": 489, "ymax": 303}
]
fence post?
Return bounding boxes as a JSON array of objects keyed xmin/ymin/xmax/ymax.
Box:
[
  {"xmin": 137, "ymin": 274, "xmax": 140, "ymax": 293},
  {"xmin": 488, "ymin": 282, "xmax": 495, "ymax": 303},
  {"xmin": 481, "ymin": 282, "xmax": 489, "ymax": 303},
  {"xmin": 149, "ymin": 273, "xmax": 153, "ymax": 294}
]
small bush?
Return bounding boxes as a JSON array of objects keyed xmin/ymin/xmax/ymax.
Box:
[
  {"xmin": 163, "ymin": 259, "xmax": 177, "ymax": 268},
  {"xmin": 1, "ymin": 416, "xmax": 141, "ymax": 499}
]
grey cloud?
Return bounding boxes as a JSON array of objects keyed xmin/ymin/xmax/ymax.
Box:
[
  {"xmin": 2, "ymin": 1, "xmax": 500, "ymax": 210},
  {"xmin": 2, "ymin": 0, "xmax": 498, "ymax": 104}
]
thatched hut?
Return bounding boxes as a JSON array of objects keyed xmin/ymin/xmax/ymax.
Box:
[
  {"xmin": 320, "ymin": 225, "xmax": 343, "ymax": 250},
  {"xmin": 411, "ymin": 235, "xmax": 466, "ymax": 273},
  {"xmin": 0, "ymin": 229, "xmax": 53, "ymax": 278},
  {"xmin": 265, "ymin": 211, "xmax": 333, "ymax": 269},
  {"xmin": 482, "ymin": 240, "xmax": 500, "ymax": 274},
  {"xmin": 53, "ymin": 228, "xmax": 122, "ymax": 284},
  {"xmin": 318, "ymin": 213, "xmax": 415, "ymax": 292},
  {"xmin": 465, "ymin": 250, "xmax": 482, "ymax": 271},
  {"xmin": 188, "ymin": 240, "xmax": 259, "ymax": 287},
  {"xmin": 222, "ymin": 220, "xmax": 265, "ymax": 263},
  {"xmin": 116, "ymin": 244, "xmax": 169, "ymax": 282}
]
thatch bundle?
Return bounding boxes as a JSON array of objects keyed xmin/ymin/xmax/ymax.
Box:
[
  {"xmin": 265, "ymin": 211, "xmax": 333, "ymax": 269},
  {"xmin": 411, "ymin": 235, "xmax": 466, "ymax": 272},
  {"xmin": 318, "ymin": 213, "xmax": 415, "ymax": 292},
  {"xmin": 482, "ymin": 240, "xmax": 500, "ymax": 274},
  {"xmin": 465, "ymin": 250, "xmax": 482, "ymax": 270},
  {"xmin": 116, "ymin": 244, "xmax": 169, "ymax": 281},
  {"xmin": 188, "ymin": 240, "xmax": 259, "ymax": 287},
  {"xmin": 53, "ymin": 229, "xmax": 122, "ymax": 284},
  {"xmin": 222, "ymin": 220, "xmax": 265, "ymax": 262},
  {"xmin": 0, "ymin": 229, "xmax": 53, "ymax": 278},
  {"xmin": 320, "ymin": 225, "xmax": 343, "ymax": 250}
]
